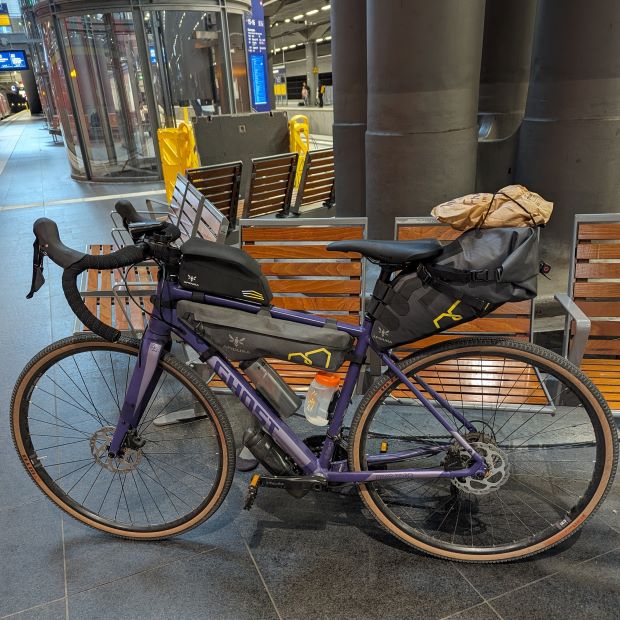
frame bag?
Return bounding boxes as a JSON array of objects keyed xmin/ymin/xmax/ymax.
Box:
[
  {"xmin": 371, "ymin": 227, "xmax": 539, "ymax": 349},
  {"xmin": 177, "ymin": 301, "xmax": 353, "ymax": 372}
]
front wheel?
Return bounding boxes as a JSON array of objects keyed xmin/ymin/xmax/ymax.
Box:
[
  {"xmin": 11, "ymin": 334, "xmax": 235, "ymax": 539},
  {"xmin": 349, "ymin": 338, "xmax": 618, "ymax": 562}
]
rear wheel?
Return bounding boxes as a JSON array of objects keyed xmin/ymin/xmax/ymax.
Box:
[
  {"xmin": 349, "ymin": 338, "xmax": 618, "ymax": 562},
  {"xmin": 11, "ymin": 334, "xmax": 235, "ymax": 539}
]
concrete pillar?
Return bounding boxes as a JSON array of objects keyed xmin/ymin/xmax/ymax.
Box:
[
  {"xmin": 476, "ymin": 0, "xmax": 538, "ymax": 191},
  {"xmin": 331, "ymin": 0, "xmax": 366, "ymax": 217},
  {"xmin": 365, "ymin": 0, "xmax": 486, "ymax": 239},
  {"xmin": 516, "ymin": 0, "xmax": 620, "ymax": 296},
  {"xmin": 305, "ymin": 40, "xmax": 318, "ymax": 106}
]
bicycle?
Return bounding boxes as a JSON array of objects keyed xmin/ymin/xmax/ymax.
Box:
[{"xmin": 11, "ymin": 205, "xmax": 618, "ymax": 563}]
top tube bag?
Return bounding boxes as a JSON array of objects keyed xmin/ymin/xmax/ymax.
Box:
[{"xmin": 371, "ymin": 227, "xmax": 539, "ymax": 349}]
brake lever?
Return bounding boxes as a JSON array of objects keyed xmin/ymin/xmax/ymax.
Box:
[{"xmin": 26, "ymin": 240, "xmax": 46, "ymax": 299}]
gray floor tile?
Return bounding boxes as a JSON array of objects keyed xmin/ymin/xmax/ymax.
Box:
[
  {"xmin": 67, "ymin": 546, "xmax": 278, "ymax": 620},
  {"xmin": 238, "ymin": 491, "xmax": 482, "ymax": 620},
  {"xmin": 490, "ymin": 548, "xmax": 620, "ymax": 620},
  {"xmin": 0, "ymin": 501, "xmax": 65, "ymax": 617},
  {"xmin": 63, "ymin": 497, "xmax": 243, "ymax": 595},
  {"xmin": 456, "ymin": 516, "xmax": 620, "ymax": 599},
  {"xmin": 1, "ymin": 598, "xmax": 66, "ymax": 620},
  {"xmin": 443, "ymin": 602, "xmax": 501, "ymax": 619}
]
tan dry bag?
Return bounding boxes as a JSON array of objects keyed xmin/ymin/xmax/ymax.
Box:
[{"xmin": 431, "ymin": 185, "xmax": 553, "ymax": 231}]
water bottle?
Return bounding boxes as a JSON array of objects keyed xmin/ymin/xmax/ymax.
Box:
[{"xmin": 304, "ymin": 371, "xmax": 340, "ymax": 426}]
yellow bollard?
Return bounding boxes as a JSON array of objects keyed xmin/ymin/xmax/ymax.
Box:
[
  {"xmin": 157, "ymin": 112, "xmax": 200, "ymax": 202},
  {"xmin": 288, "ymin": 114, "xmax": 310, "ymax": 187}
]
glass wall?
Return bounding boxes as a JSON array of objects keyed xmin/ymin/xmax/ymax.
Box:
[
  {"xmin": 228, "ymin": 12, "xmax": 250, "ymax": 113},
  {"xmin": 40, "ymin": 17, "xmax": 85, "ymax": 177},
  {"xmin": 61, "ymin": 12, "xmax": 158, "ymax": 179},
  {"xmin": 153, "ymin": 9, "xmax": 229, "ymax": 121},
  {"xmin": 27, "ymin": 0, "xmax": 253, "ymax": 181}
]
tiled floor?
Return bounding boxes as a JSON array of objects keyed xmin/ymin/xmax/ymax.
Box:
[{"xmin": 0, "ymin": 112, "xmax": 619, "ymax": 620}]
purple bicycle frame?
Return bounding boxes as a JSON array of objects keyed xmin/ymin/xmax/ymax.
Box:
[{"xmin": 108, "ymin": 279, "xmax": 487, "ymax": 483}]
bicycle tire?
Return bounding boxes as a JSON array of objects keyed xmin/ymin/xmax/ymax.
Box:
[
  {"xmin": 11, "ymin": 334, "xmax": 236, "ymax": 540},
  {"xmin": 348, "ymin": 337, "xmax": 618, "ymax": 563}
]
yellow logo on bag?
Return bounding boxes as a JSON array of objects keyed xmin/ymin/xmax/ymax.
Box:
[
  {"xmin": 242, "ymin": 290, "xmax": 265, "ymax": 301},
  {"xmin": 433, "ymin": 300, "xmax": 463, "ymax": 329},
  {"xmin": 288, "ymin": 347, "xmax": 332, "ymax": 368}
]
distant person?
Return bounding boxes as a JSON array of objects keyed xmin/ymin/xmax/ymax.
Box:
[
  {"xmin": 301, "ymin": 82, "xmax": 309, "ymax": 106},
  {"xmin": 318, "ymin": 82, "xmax": 326, "ymax": 108}
]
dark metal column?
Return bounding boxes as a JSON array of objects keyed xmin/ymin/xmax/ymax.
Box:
[
  {"xmin": 476, "ymin": 0, "xmax": 538, "ymax": 191},
  {"xmin": 365, "ymin": 0, "xmax": 486, "ymax": 238},
  {"xmin": 516, "ymin": 0, "xmax": 620, "ymax": 295},
  {"xmin": 331, "ymin": 0, "xmax": 366, "ymax": 218},
  {"xmin": 21, "ymin": 69, "xmax": 42, "ymax": 114}
]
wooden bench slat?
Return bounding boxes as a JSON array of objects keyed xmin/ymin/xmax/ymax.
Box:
[
  {"xmin": 397, "ymin": 226, "xmax": 460, "ymax": 241},
  {"xmin": 269, "ymin": 280, "xmax": 361, "ymax": 294},
  {"xmin": 575, "ymin": 263, "xmax": 620, "ymax": 279},
  {"xmin": 574, "ymin": 282, "xmax": 620, "ymax": 297},
  {"xmin": 243, "ymin": 227, "xmax": 362, "ymax": 242},
  {"xmin": 245, "ymin": 246, "xmax": 359, "ymax": 259},
  {"xmin": 578, "ymin": 223, "xmax": 620, "ymax": 240},
  {"xmin": 576, "ymin": 244, "xmax": 620, "ymax": 259},
  {"xmin": 260, "ymin": 262, "xmax": 362, "ymax": 276}
]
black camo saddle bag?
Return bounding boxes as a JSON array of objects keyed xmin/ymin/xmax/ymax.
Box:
[{"xmin": 370, "ymin": 227, "xmax": 540, "ymax": 349}]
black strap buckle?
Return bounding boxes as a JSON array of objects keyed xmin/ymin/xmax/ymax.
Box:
[{"xmin": 417, "ymin": 264, "xmax": 433, "ymax": 285}]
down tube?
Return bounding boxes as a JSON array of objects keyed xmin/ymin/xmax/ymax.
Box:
[{"xmin": 185, "ymin": 345, "xmax": 320, "ymax": 475}]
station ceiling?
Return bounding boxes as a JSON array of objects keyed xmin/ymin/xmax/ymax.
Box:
[{"xmin": 263, "ymin": 0, "xmax": 331, "ymax": 53}]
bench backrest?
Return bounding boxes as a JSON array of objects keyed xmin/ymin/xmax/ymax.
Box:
[
  {"xmin": 292, "ymin": 148, "xmax": 335, "ymax": 215},
  {"xmin": 186, "ymin": 161, "xmax": 242, "ymax": 230},
  {"xmin": 173, "ymin": 179, "xmax": 228, "ymax": 244},
  {"xmin": 240, "ymin": 217, "xmax": 368, "ymax": 324},
  {"xmin": 395, "ymin": 217, "xmax": 534, "ymax": 350},
  {"xmin": 568, "ymin": 214, "xmax": 620, "ymax": 358},
  {"xmin": 244, "ymin": 153, "xmax": 298, "ymax": 219}
]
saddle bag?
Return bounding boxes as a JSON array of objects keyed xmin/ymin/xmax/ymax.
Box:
[
  {"xmin": 177, "ymin": 301, "xmax": 353, "ymax": 372},
  {"xmin": 371, "ymin": 227, "xmax": 539, "ymax": 349}
]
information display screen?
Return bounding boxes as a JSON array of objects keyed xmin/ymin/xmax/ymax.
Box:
[
  {"xmin": 244, "ymin": 0, "xmax": 270, "ymax": 112},
  {"xmin": 0, "ymin": 50, "xmax": 28, "ymax": 71}
]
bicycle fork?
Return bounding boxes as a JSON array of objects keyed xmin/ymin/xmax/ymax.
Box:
[{"xmin": 107, "ymin": 324, "xmax": 170, "ymax": 457}]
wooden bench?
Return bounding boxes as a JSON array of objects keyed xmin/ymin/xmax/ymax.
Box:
[
  {"xmin": 187, "ymin": 161, "xmax": 242, "ymax": 231},
  {"xmin": 207, "ymin": 217, "xmax": 368, "ymax": 394},
  {"xmin": 243, "ymin": 153, "xmax": 298, "ymax": 219},
  {"xmin": 390, "ymin": 217, "xmax": 539, "ymax": 403},
  {"xmin": 77, "ymin": 190, "xmax": 229, "ymax": 337},
  {"xmin": 291, "ymin": 148, "xmax": 335, "ymax": 216},
  {"xmin": 557, "ymin": 213, "xmax": 620, "ymax": 412}
]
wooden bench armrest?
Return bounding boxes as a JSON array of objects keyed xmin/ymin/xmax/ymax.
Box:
[{"xmin": 555, "ymin": 292, "xmax": 591, "ymax": 366}]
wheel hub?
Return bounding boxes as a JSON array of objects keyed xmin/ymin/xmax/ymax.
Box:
[
  {"xmin": 90, "ymin": 426, "xmax": 142, "ymax": 473},
  {"xmin": 447, "ymin": 434, "xmax": 511, "ymax": 496}
]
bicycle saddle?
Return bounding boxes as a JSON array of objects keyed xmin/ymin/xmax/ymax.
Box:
[{"xmin": 327, "ymin": 239, "xmax": 443, "ymax": 265}]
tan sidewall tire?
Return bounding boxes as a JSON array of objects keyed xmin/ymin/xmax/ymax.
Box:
[
  {"xmin": 11, "ymin": 335, "xmax": 234, "ymax": 540},
  {"xmin": 350, "ymin": 339, "xmax": 618, "ymax": 562}
]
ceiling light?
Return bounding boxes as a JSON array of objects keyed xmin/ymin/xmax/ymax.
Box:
[
  {"xmin": 274, "ymin": 48, "xmax": 280, "ymax": 52},
  {"xmin": 325, "ymin": 35, "xmax": 331, "ymax": 40},
  {"xmin": 321, "ymin": 4, "xmax": 331, "ymax": 10},
  {"xmin": 285, "ymin": 18, "xmax": 291, "ymax": 23},
  {"xmin": 282, "ymin": 46, "xmax": 289, "ymax": 50},
  {"xmin": 316, "ymin": 38, "xmax": 324, "ymax": 43},
  {"xmin": 306, "ymin": 9, "xmax": 319, "ymax": 16},
  {"xmin": 293, "ymin": 14, "xmax": 304, "ymax": 20}
]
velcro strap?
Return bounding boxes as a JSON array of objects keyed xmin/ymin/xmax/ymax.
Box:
[{"xmin": 425, "ymin": 264, "xmax": 503, "ymax": 284}]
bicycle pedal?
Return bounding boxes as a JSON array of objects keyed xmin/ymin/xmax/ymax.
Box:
[{"xmin": 244, "ymin": 473, "xmax": 261, "ymax": 510}]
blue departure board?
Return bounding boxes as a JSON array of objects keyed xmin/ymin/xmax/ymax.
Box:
[
  {"xmin": 244, "ymin": 0, "xmax": 270, "ymax": 112},
  {"xmin": 0, "ymin": 50, "xmax": 28, "ymax": 71}
]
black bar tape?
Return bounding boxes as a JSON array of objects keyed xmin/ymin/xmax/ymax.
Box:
[{"xmin": 61, "ymin": 244, "xmax": 148, "ymax": 342}]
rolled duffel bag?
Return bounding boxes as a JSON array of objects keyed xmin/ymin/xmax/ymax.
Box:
[
  {"xmin": 371, "ymin": 227, "xmax": 539, "ymax": 349},
  {"xmin": 177, "ymin": 301, "xmax": 353, "ymax": 371}
]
